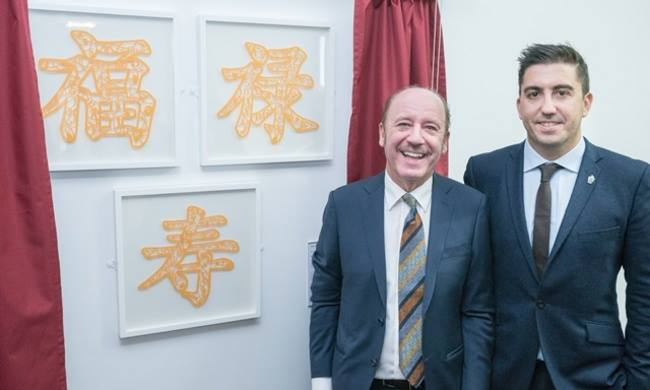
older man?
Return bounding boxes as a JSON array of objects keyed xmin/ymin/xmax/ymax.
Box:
[{"xmin": 311, "ymin": 86, "xmax": 494, "ymax": 390}]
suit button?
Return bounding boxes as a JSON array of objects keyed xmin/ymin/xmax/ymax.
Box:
[
  {"xmin": 536, "ymin": 299, "xmax": 545, "ymax": 309},
  {"xmin": 371, "ymin": 359, "xmax": 378, "ymax": 367},
  {"xmin": 377, "ymin": 318, "xmax": 385, "ymax": 326}
]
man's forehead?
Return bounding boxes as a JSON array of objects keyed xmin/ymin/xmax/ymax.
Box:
[
  {"xmin": 522, "ymin": 62, "xmax": 580, "ymax": 83},
  {"xmin": 387, "ymin": 89, "xmax": 443, "ymax": 115},
  {"xmin": 391, "ymin": 109, "xmax": 441, "ymax": 121}
]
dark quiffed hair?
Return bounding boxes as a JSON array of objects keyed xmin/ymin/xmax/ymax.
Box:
[{"xmin": 518, "ymin": 43, "xmax": 590, "ymax": 96}]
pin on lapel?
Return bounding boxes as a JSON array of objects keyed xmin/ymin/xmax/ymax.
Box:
[{"xmin": 587, "ymin": 174, "xmax": 595, "ymax": 185}]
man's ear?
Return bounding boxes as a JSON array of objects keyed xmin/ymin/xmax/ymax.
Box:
[
  {"xmin": 442, "ymin": 131, "xmax": 449, "ymax": 155},
  {"xmin": 516, "ymin": 96, "xmax": 523, "ymax": 120},
  {"xmin": 582, "ymin": 92, "xmax": 594, "ymax": 117},
  {"xmin": 378, "ymin": 122, "xmax": 385, "ymax": 147}
]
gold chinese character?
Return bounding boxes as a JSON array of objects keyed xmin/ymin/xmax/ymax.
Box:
[
  {"xmin": 217, "ymin": 41, "xmax": 319, "ymax": 144},
  {"xmin": 38, "ymin": 30, "xmax": 156, "ymax": 149},
  {"xmin": 139, "ymin": 205, "xmax": 238, "ymax": 307}
]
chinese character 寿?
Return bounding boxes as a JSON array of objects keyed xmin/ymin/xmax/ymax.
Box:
[{"xmin": 139, "ymin": 205, "xmax": 238, "ymax": 307}]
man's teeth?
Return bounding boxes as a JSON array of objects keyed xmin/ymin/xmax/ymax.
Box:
[{"xmin": 402, "ymin": 151, "xmax": 425, "ymax": 159}]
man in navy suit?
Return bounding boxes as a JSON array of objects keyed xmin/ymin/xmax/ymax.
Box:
[
  {"xmin": 310, "ymin": 87, "xmax": 494, "ymax": 390},
  {"xmin": 464, "ymin": 44, "xmax": 650, "ymax": 389}
]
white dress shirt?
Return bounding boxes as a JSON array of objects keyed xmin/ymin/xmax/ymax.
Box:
[
  {"xmin": 523, "ymin": 137, "xmax": 584, "ymax": 361},
  {"xmin": 311, "ymin": 174, "xmax": 432, "ymax": 390}
]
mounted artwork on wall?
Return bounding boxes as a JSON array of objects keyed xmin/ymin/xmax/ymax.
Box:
[
  {"xmin": 114, "ymin": 183, "xmax": 260, "ymax": 338},
  {"xmin": 29, "ymin": 5, "xmax": 177, "ymax": 171},
  {"xmin": 199, "ymin": 16, "xmax": 334, "ymax": 166}
]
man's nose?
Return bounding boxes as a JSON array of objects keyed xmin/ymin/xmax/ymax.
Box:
[
  {"xmin": 541, "ymin": 94, "xmax": 557, "ymax": 115},
  {"xmin": 407, "ymin": 125, "xmax": 425, "ymax": 143}
]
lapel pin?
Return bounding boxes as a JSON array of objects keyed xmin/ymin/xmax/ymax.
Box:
[{"xmin": 587, "ymin": 175, "xmax": 595, "ymax": 185}]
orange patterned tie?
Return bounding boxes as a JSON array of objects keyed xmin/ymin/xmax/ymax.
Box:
[{"xmin": 398, "ymin": 193, "xmax": 426, "ymax": 387}]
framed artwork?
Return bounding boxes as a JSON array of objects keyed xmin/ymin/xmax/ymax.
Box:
[
  {"xmin": 29, "ymin": 5, "xmax": 178, "ymax": 171},
  {"xmin": 114, "ymin": 183, "xmax": 261, "ymax": 338},
  {"xmin": 199, "ymin": 16, "xmax": 334, "ymax": 166}
]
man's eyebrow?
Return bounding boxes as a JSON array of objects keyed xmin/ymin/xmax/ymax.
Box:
[
  {"xmin": 522, "ymin": 84, "xmax": 575, "ymax": 93},
  {"xmin": 522, "ymin": 86, "xmax": 541, "ymax": 93}
]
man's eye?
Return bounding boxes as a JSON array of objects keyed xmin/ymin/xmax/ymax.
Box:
[
  {"xmin": 526, "ymin": 91, "xmax": 539, "ymax": 99},
  {"xmin": 556, "ymin": 89, "xmax": 570, "ymax": 97}
]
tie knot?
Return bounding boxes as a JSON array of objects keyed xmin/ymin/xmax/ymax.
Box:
[
  {"xmin": 402, "ymin": 193, "xmax": 417, "ymax": 209},
  {"xmin": 539, "ymin": 163, "xmax": 562, "ymax": 182}
]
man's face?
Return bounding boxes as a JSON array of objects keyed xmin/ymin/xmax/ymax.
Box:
[
  {"xmin": 379, "ymin": 88, "xmax": 448, "ymax": 192},
  {"xmin": 517, "ymin": 62, "xmax": 593, "ymax": 160}
]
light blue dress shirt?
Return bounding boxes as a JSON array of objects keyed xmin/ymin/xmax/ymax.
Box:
[{"xmin": 523, "ymin": 137, "xmax": 585, "ymax": 360}]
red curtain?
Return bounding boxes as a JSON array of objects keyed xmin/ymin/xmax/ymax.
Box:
[
  {"xmin": 0, "ymin": 1, "xmax": 68, "ymax": 389},
  {"xmin": 347, "ymin": 0, "xmax": 447, "ymax": 183}
]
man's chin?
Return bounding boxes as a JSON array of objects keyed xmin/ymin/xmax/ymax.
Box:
[
  {"xmin": 395, "ymin": 170, "xmax": 432, "ymax": 189},
  {"xmin": 535, "ymin": 136, "xmax": 567, "ymax": 148}
]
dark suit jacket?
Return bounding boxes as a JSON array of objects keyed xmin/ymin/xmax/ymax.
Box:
[
  {"xmin": 464, "ymin": 140, "xmax": 650, "ymax": 389},
  {"xmin": 309, "ymin": 172, "xmax": 494, "ymax": 390}
]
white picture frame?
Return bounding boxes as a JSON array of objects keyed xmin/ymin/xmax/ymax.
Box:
[
  {"xmin": 29, "ymin": 5, "xmax": 178, "ymax": 171},
  {"xmin": 199, "ymin": 16, "xmax": 334, "ymax": 166},
  {"xmin": 114, "ymin": 183, "xmax": 261, "ymax": 338}
]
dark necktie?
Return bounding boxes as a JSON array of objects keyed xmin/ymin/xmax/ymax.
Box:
[
  {"xmin": 399, "ymin": 193, "xmax": 426, "ymax": 387},
  {"xmin": 532, "ymin": 163, "xmax": 562, "ymax": 276}
]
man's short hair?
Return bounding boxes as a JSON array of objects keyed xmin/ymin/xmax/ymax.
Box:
[
  {"xmin": 380, "ymin": 85, "xmax": 451, "ymax": 133},
  {"xmin": 518, "ymin": 43, "xmax": 590, "ymax": 96}
]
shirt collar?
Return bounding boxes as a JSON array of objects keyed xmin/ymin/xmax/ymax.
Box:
[
  {"xmin": 385, "ymin": 173, "xmax": 433, "ymax": 212},
  {"xmin": 523, "ymin": 137, "xmax": 585, "ymax": 174}
]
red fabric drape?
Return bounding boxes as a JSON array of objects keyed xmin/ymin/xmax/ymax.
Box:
[
  {"xmin": 347, "ymin": 0, "xmax": 447, "ymax": 183},
  {"xmin": 0, "ymin": 1, "xmax": 68, "ymax": 389}
]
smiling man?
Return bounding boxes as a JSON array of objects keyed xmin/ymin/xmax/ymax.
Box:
[
  {"xmin": 310, "ymin": 86, "xmax": 494, "ymax": 390},
  {"xmin": 464, "ymin": 44, "xmax": 650, "ymax": 389}
]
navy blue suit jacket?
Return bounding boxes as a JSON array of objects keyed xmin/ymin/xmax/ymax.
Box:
[
  {"xmin": 464, "ymin": 140, "xmax": 650, "ymax": 389},
  {"xmin": 310, "ymin": 172, "xmax": 494, "ymax": 390}
]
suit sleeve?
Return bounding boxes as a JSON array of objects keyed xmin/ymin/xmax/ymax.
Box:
[
  {"xmin": 463, "ymin": 156, "xmax": 477, "ymax": 188},
  {"xmin": 622, "ymin": 164, "xmax": 650, "ymax": 388},
  {"xmin": 461, "ymin": 195, "xmax": 495, "ymax": 390},
  {"xmin": 310, "ymin": 192, "xmax": 342, "ymax": 378}
]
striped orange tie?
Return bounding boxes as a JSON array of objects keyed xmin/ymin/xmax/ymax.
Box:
[{"xmin": 398, "ymin": 193, "xmax": 425, "ymax": 387}]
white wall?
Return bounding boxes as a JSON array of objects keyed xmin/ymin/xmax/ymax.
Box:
[
  {"xmin": 41, "ymin": 0, "xmax": 352, "ymax": 389},
  {"xmin": 440, "ymin": 0, "xmax": 650, "ymax": 177},
  {"xmin": 42, "ymin": 0, "xmax": 650, "ymax": 389}
]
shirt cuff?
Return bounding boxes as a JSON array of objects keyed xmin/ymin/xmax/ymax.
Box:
[{"xmin": 312, "ymin": 377, "xmax": 332, "ymax": 390}]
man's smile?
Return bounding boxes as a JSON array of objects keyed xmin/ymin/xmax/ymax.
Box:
[
  {"xmin": 535, "ymin": 120, "xmax": 563, "ymax": 128},
  {"xmin": 400, "ymin": 151, "xmax": 427, "ymax": 159}
]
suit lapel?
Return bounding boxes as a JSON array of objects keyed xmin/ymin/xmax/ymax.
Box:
[
  {"xmin": 362, "ymin": 173, "xmax": 387, "ymax": 309},
  {"xmin": 423, "ymin": 175, "xmax": 454, "ymax": 313},
  {"xmin": 548, "ymin": 141, "xmax": 601, "ymax": 261},
  {"xmin": 506, "ymin": 143, "xmax": 540, "ymax": 280}
]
